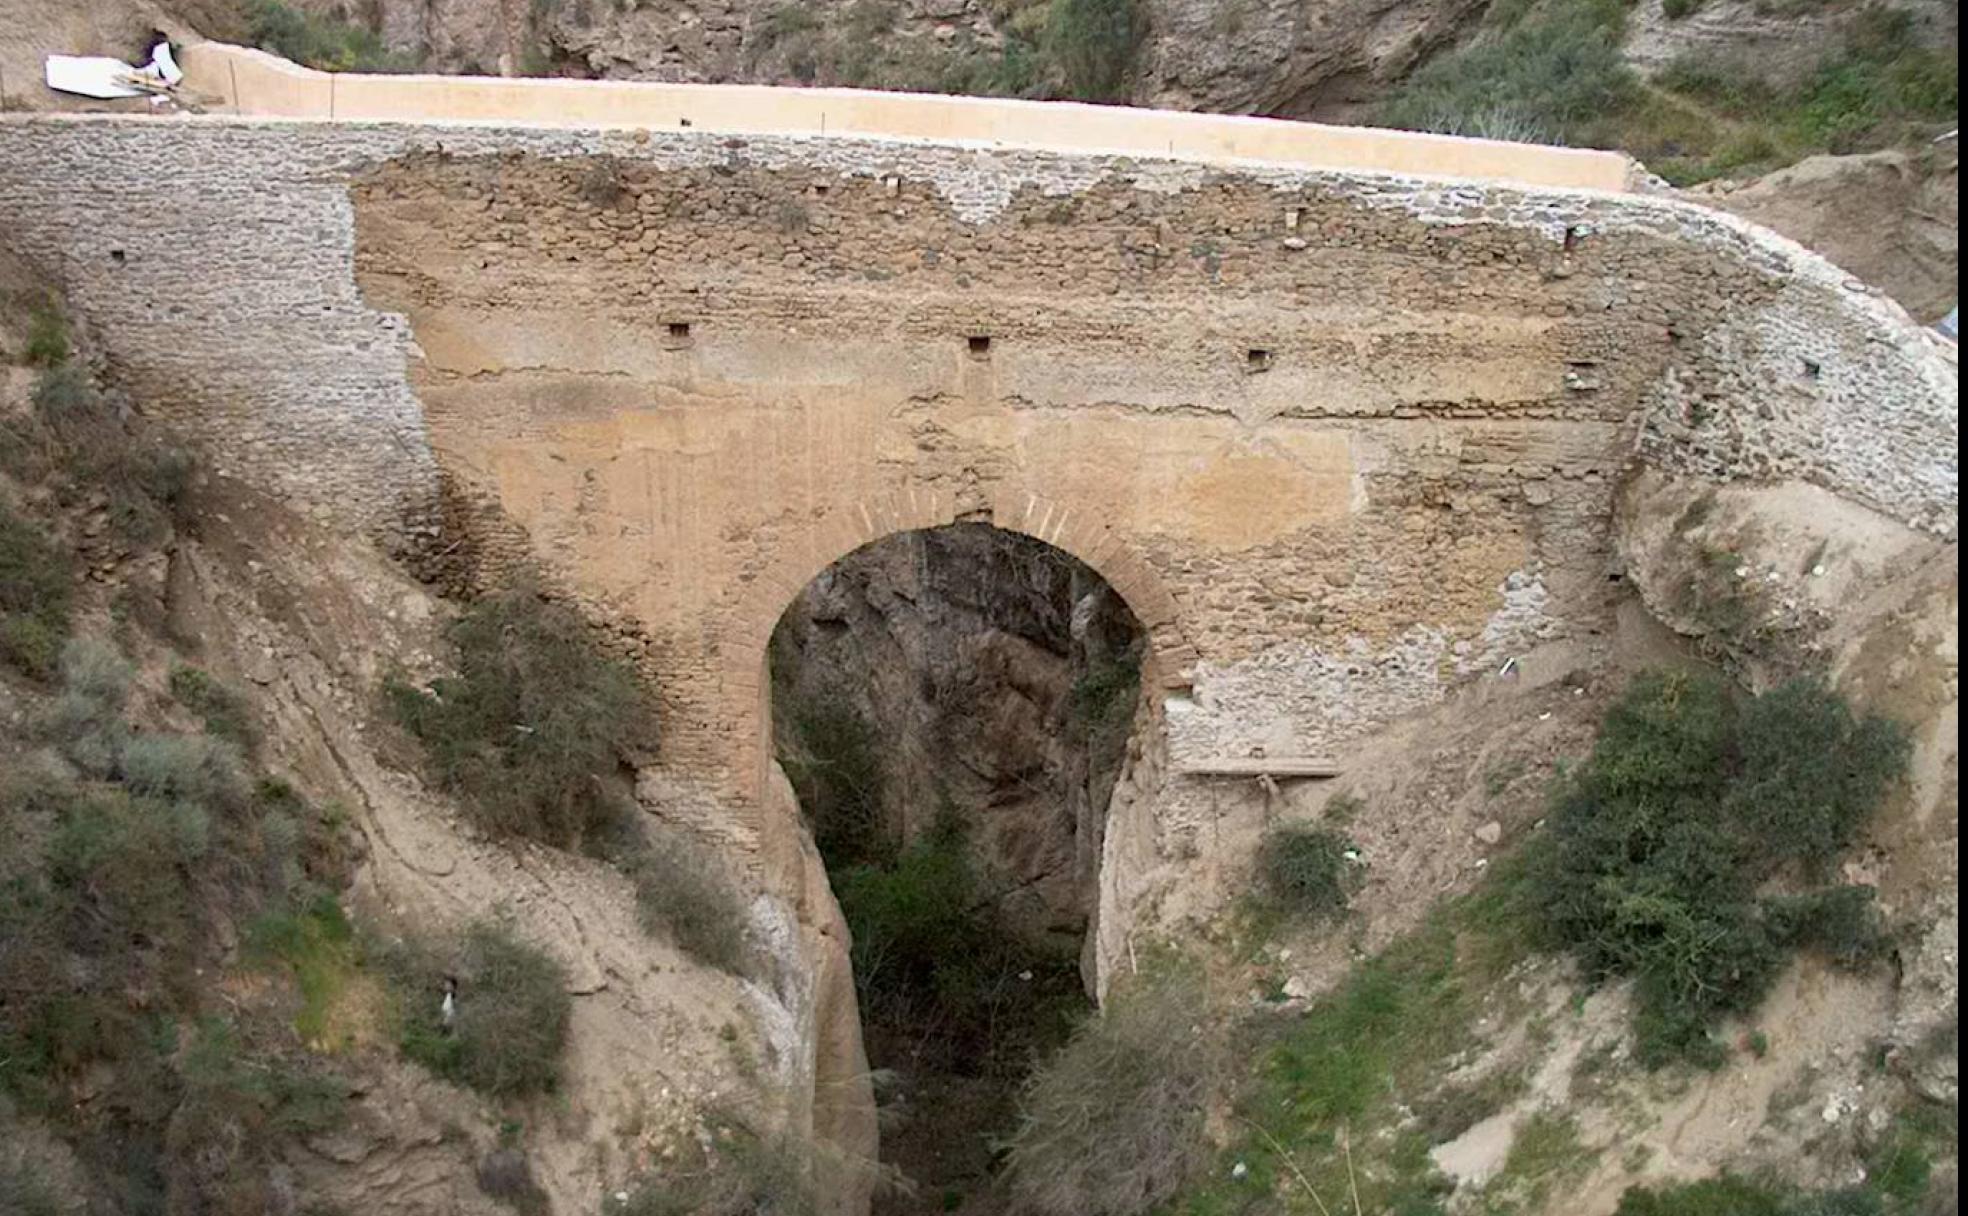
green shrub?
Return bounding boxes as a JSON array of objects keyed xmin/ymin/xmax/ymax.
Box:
[
  {"xmin": 1865, "ymin": 1106, "xmax": 1948, "ymax": 1207},
  {"xmin": 0, "ymin": 839, "xmax": 72, "ymax": 1101},
  {"xmin": 47, "ymin": 786, "xmax": 203, "ymax": 957},
  {"xmin": 22, "ymin": 296, "xmax": 69, "ymax": 369},
  {"xmin": 246, "ymin": 0, "xmax": 419, "ymax": 72},
  {"xmin": 386, "ymin": 919, "xmax": 571, "ymax": 1100},
  {"xmin": 1528, "ymin": 671, "xmax": 1906, "ymax": 1066},
  {"xmin": 1043, "ymin": 0, "xmax": 1146, "ymax": 101},
  {"xmin": 1000, "ymin": 953, "xmax": 1224, "ymax": 1216},
  {"xmin": 1763, "ymin": 885, "xmax": 1888, "ymax": 968},
  {"xmin": 834, "ymin": 813, "xmax": 981, "ymax": 1006},
  {"xmin": 178, "ymin": 1018, "xmax": 350, "ymax": 1139},
  {"xmin": 1645, "ymin": 9, "xmax": 1956, "ymax": 177},
  {"xmin": 167, "ymin": 1017, "xmax": 352, "ymax": 1212},
  {"xmin": 0, "ymin": 503, "xmax": 72, "ymax": 680},
  {"xmin": 0, "ymin": 636, "xmax": 364, "ymax": 1205},
  {"xmin": 1726, "ymin": 678, "xmax": 1910, "ymax": 871},
  {"xmin": 169, "ymin": 664, "xmax": 261, "ymax": 750},
  {"xmin": 1377, "ymin": 0, "xmax": 1635, "ymax": 145},
  {"xmin": 632, "ymin": 830, "xmax": 752, "ymax": 974},
  {"xmin": 118, "ymin": 733, "xmax": 250, "ymax": 819},
  {"xmin": 248, "ymin": 893, "xmax": 361, "ymax": 1046},
  {"xmin": 1068, "ymin": 651, "xmax": 1140, "ymax": 739},
  {"xmin": 833, "ymin": 811, "xmax": 1084, "ymax": 1075},
  {"xmin": 385, "ymin": 585, "xmax": 647, "ymax": 851},
  {"xmin": 7, "ymin": 366, "xmax": 194, "ymax": 544},
  {"xmin": 1785, "ymin": 9, "xmax": 1957, "ymax": 151},
  {"xmin": 1662, "ymin": 0, "xmax": 1700, "ymax": 18},
  {"xmin": 46, "ymin": 637, "xmax": 133, "ymax": 776},
  {"xmin": 779, "ymin": 699, "xmax": 889, "ymax": 868},
  {"xmin": 1254, "ymin": 823, "xmax": 1357, "ymax": 923},
  {"xmin": 4, "ymin": 790, "xmax": 210, "ymax": 1115},
  {"xmin": 1169, "ymin": 900, "xmax": 1497, "ymax": 1212}
]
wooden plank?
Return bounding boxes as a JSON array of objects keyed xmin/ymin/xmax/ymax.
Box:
[{"xmin": 1175, "ymin": 757, "xmax": 1342, "ymax": 778}]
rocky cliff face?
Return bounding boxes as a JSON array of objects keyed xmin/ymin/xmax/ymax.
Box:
[
  {"xmin": 770, "ymin": 523, "xmax": 1141, "ymax": 949},
  {"xmin": 1141, "ymin": 0, "xmax": 1486, "ymax": 118},
  {"xmin": 297, "ymin": 0, "xmax": 1493, "ymax": 114}
]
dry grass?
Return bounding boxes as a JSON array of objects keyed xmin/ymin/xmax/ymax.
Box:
[
  {"xmin": 1000, "ymin": 952, "xmax": 1227, "ymax": 1216},
  {"xmin": 632, "ymin": 827, "xmax": 753, "ymax": 974},
  {"xmin": 385, "ymin": 583, "xmax": 649, "ymax": 852}
]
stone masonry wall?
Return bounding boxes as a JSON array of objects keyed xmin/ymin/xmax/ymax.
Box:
[{"xmin": 0, "ymin": 114, "xmax": 1955, "ymax": 872}]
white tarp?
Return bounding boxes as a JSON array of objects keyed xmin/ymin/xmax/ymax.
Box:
[
  {"xmin": 151, "ymin": 42, "xmax": 183, "ymax": 86},
  {"xmin": 44, "ymin": 43, "xmax": 181, "ymax": 100},
  {"xmin": 44, "ymin": 55, "xmax": 147, "ymax": 99}
]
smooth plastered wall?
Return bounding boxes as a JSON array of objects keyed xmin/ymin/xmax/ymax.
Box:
[{"xmin": 178, "ymin": 42, "xmax": 1635, "ymax": 192}]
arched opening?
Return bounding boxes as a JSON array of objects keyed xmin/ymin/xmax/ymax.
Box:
[{"xmin": 768, "ymin": 522, "xmax": 1146, "ymax": 1212}]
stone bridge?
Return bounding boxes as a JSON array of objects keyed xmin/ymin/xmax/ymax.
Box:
[{"xmin": 0, "ymin": 46, "xmax": 1956, "ymax": 984}]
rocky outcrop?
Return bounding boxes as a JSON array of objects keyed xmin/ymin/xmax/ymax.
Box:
[
  {"xmin": 1686, "ymin": 143, "xmax": 1959, "ymax": 325},
  {"xmin": 1624, "ymin": 0, "xmax": 1957, "ymax": 85},
  {"xmin": 1140, "ymin": 0, "xmax": 1487, "ymax": 119},
  {"xmin": 301, "ymin": 0, "xmax": 1488, "ymax": 115}
]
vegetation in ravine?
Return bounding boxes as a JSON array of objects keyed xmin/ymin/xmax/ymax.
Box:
[
  {"xmin": 1376, "ymin": 0, "xmax": 1956, "ymax": 183},
  {"xmin": 380, "ymin": 916, "xmax": 573, "ymax": 1100},
  {"xmin": 1000, "ymin": 952, "xmax": 1229, "ymax": 1216},
  {"xmin": 385, "ymin": 584, "xmax": 648, "ymax": 851},
  {"xmin": 1253, "ymin": 822, "xmax": 1360, "ymax": 926},
  {"xmin": 1526, "ymin": 669, "xmax": 1906, "ymax": 1067},
  {"xmin": 750, "ymin": 0, "xmax": 1145, "ymax": 102},
  {"xmin": 1, "ymin": 318, "xmax": 194, "ymax": 549},
  {"xmin": 0, "ymin": 635, "xmax": 357, "ymax": 1213},
  {"xmin": 831, "ymin": 809, "xmax": 1087, "ymax": 1083},
  {"xmin": 244, "ymin": 0, "xmax": 420, "ymax": 72},
  {"xmin": 778, "ymin": 695, "xmax": 892, "ymax": 870},
  {"xmin": 1069, "ymin": 648, "xmax": 1143, "ymax": 747},
  {"xmin": 991, "ymin": 667, "xmax": 1918, "ymax": 1215}
]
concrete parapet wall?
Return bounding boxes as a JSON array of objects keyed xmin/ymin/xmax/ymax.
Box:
[{"xmin": 178, "ymin": 42, "xmax": 1634, "ymax": 193}]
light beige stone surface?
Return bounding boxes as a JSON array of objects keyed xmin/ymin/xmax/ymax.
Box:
[{"xmin": 178, "ymin": 41, "xmax": 1634, "ymax": 191}]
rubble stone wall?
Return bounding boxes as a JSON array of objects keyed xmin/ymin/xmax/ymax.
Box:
[{"xmin": 0, "ymin": 111, "xmax": 1954, "ymax": 893}]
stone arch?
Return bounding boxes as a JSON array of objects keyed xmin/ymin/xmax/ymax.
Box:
[{"xmin": 719, "ymin": 487, "xmax": 1196, "ymax": 809}]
